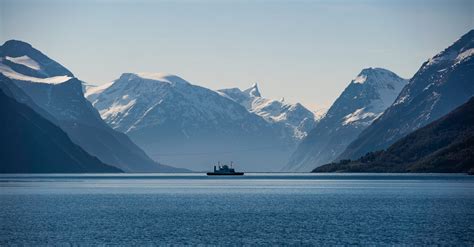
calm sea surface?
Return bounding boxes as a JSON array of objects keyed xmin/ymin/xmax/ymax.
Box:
[{"xmin": 0, "ymin": 173, "xmax": 473, "ymax": 245}]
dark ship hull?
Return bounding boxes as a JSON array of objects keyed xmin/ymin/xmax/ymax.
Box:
[{"xmin": 207, "ymin": 172, "xmax": 244, "ymax": 176}]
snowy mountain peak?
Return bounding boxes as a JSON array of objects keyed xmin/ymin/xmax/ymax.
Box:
[
  {"xmin": 0, "ymin": 40, "xmax": 74, "ymax": 84},
  {"xmin": 285, "ymin": 67, "xmax": 407, "ymax": 171},
  {"xmin": 118, "ymin": 72, "xmax": 191, "ymax": 86},
  {"xmin": 218, "ymin": 84, "xmax": 316, "ymax": 140},
  {"xmin": 352, "ymin": 67, "xmax": 403, "ymax": 86},
  {"xmin": 243, "ymin": 82, "xmax": 261, "ymax": 97},
  {"xmin": 360, "ymin": 67, "xmax": 383, "ymax": 74}
]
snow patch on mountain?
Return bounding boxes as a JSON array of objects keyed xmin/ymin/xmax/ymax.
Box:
[
  {"xmin": 352, "ymin": 74, "xmax": 367, "ymax": 84},
  {"xmin": 0, "ymin": 62, "xmax": 72, "ymax": 84},
  {"xmin": 244, "ymin": 82, "xmax": 261, "ymax": 97},
  {"xmin": 454, "ymin": 48, "xmax": 474, "ymax": 65},
  {"xmin": 5, "ymin": 55, "xmax": 41, "ymax": 70},
  {"xmin": 342, "ymin": 108, "xmax": 379, "ymax": 126},
  {"xmin": 101, "ymin": 98, "xmax": 137, "ymax": 125},
  {"xmin": 128, "ymin": 72, "xmax": 191, "ymax": 86},
  {"xmin": 426, "ymin": 50, "xmax": 458, "ymax": 66},
  {"xmin": 425, "ymin": 37, "xmax": 474, "ymax": 68},
  {"xmin": 84, "ymin": 81, "xmax": 114, "ymax": 102},
  {"xmin": 393, "ymin": 94, "xmax": 409, "ymax": 106}
]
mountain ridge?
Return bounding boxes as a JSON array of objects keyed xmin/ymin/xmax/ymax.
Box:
[
  {"xmin": 0, "ymin": 75, "xmax": 121, "ymax": 173},
  {"xmin": 218, "ymin": 83, "xmax": 317, "ymax": 140},
  {"xmin": 339, "ymin": 29, "xmax": 474, "ymax": 161},
  {"xmin": 0, "ymin": 40, "xmax": 185, "ymax": 172},
  {"xmin": 285, "ymin": 67, "xmax": 408, "ymax": 171},
  {"xmin": 86, "ymin": 72, "xmax": 296, "ymax": 171},
  {"xmin": 313, "ymin": 96, "xmax": 474, "ymax": 173}
]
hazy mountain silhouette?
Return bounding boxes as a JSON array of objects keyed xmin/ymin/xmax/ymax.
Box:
[{"xmin": 0, "ymin": 77, "xmax": 121, "ymax": 173}]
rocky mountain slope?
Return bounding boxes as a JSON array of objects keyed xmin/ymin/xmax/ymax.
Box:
[
  {"xmin": 314, "ymin": 96, "xmax": 474, "ymax": 173},
  {"xmin": 285, "ymin": 68, "xmax": 407, "ymax": 171},
  {"xmin": 339, "ymin": 30, "xmax": 474, "ymax": 161},
  {"xmin": 218, "ymin": 83, "xmax": 316, "ymax": 140},
  {"xmin": 0, "ymin": 76, "xmax": 121, "ymax": 173},
  {"xmin": 86, "ymin": 73, "xmax": 295, "ymax": 171},
  {"xmin": 0, "ymin": 40, "xmax": 182, "ymax": 172}
]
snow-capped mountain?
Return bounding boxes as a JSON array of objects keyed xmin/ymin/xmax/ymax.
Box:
[
  {"xmin": 339, "ymin": 30, "xmax": 474, "ymax": 161},
  {"xmin": 0, "ymin": 40, "xmax": 182, "ymax": 172},
  {"xmin": 286, "ymin": 67, "xmax": 408, "ymax": 171},
  {"xmin": 218, "ymin": 83, "xmax": 317, "ymax": 140},
  {"xmin": 314, "ymin": 96, "xmax": 474, "ymax": 173},
  {"xmin": 86, "ymin": 73, "xmax": 294, "ymax": 171}
]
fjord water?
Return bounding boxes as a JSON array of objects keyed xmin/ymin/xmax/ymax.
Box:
[{"xmin": 1, "ymin": 174, "xmax": 473, "ymax": 245}]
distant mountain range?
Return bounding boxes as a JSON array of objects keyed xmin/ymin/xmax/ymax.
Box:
[
  {"xmin": 0, "ymin": 75, "xmax": 121, "ymax": 173},
  {"xmin": 314, "ymin": 96, "xmax": 474, "ymax": 173},
  {"xmin": 218, "ymin": 83, "xmax": 316, "ymax": 140},
  {"xmin": 0, "ymin": 40, "xmax": 183, "ymax": 172},
  {"xmin": 86, "ymin": 73, "xmax": 314, "ymax": 171},
  {"xmin": 285, "ymin": 68, "xmax": 407, "ymax": 171},
  {"xmin": 1, "ymin": 29, "xmax": 472, "ymax": 173},
  {"xmin": 338, "ymin": 30, "xmax": 474, "ymax": 162}
]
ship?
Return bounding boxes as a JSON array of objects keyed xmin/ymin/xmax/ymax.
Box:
[{"xmin": 207, "ymin": 162, "xmax": 244, "ymax": 176}]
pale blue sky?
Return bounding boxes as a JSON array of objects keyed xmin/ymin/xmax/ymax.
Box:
[{"xmin": 1, "ymin": 0, "xmax": 473, "ymax": 110}]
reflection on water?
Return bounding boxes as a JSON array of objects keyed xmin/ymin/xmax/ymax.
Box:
[{"xmin": 1, "ymin": 173, "xmax": 473, "ymax": 245}]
